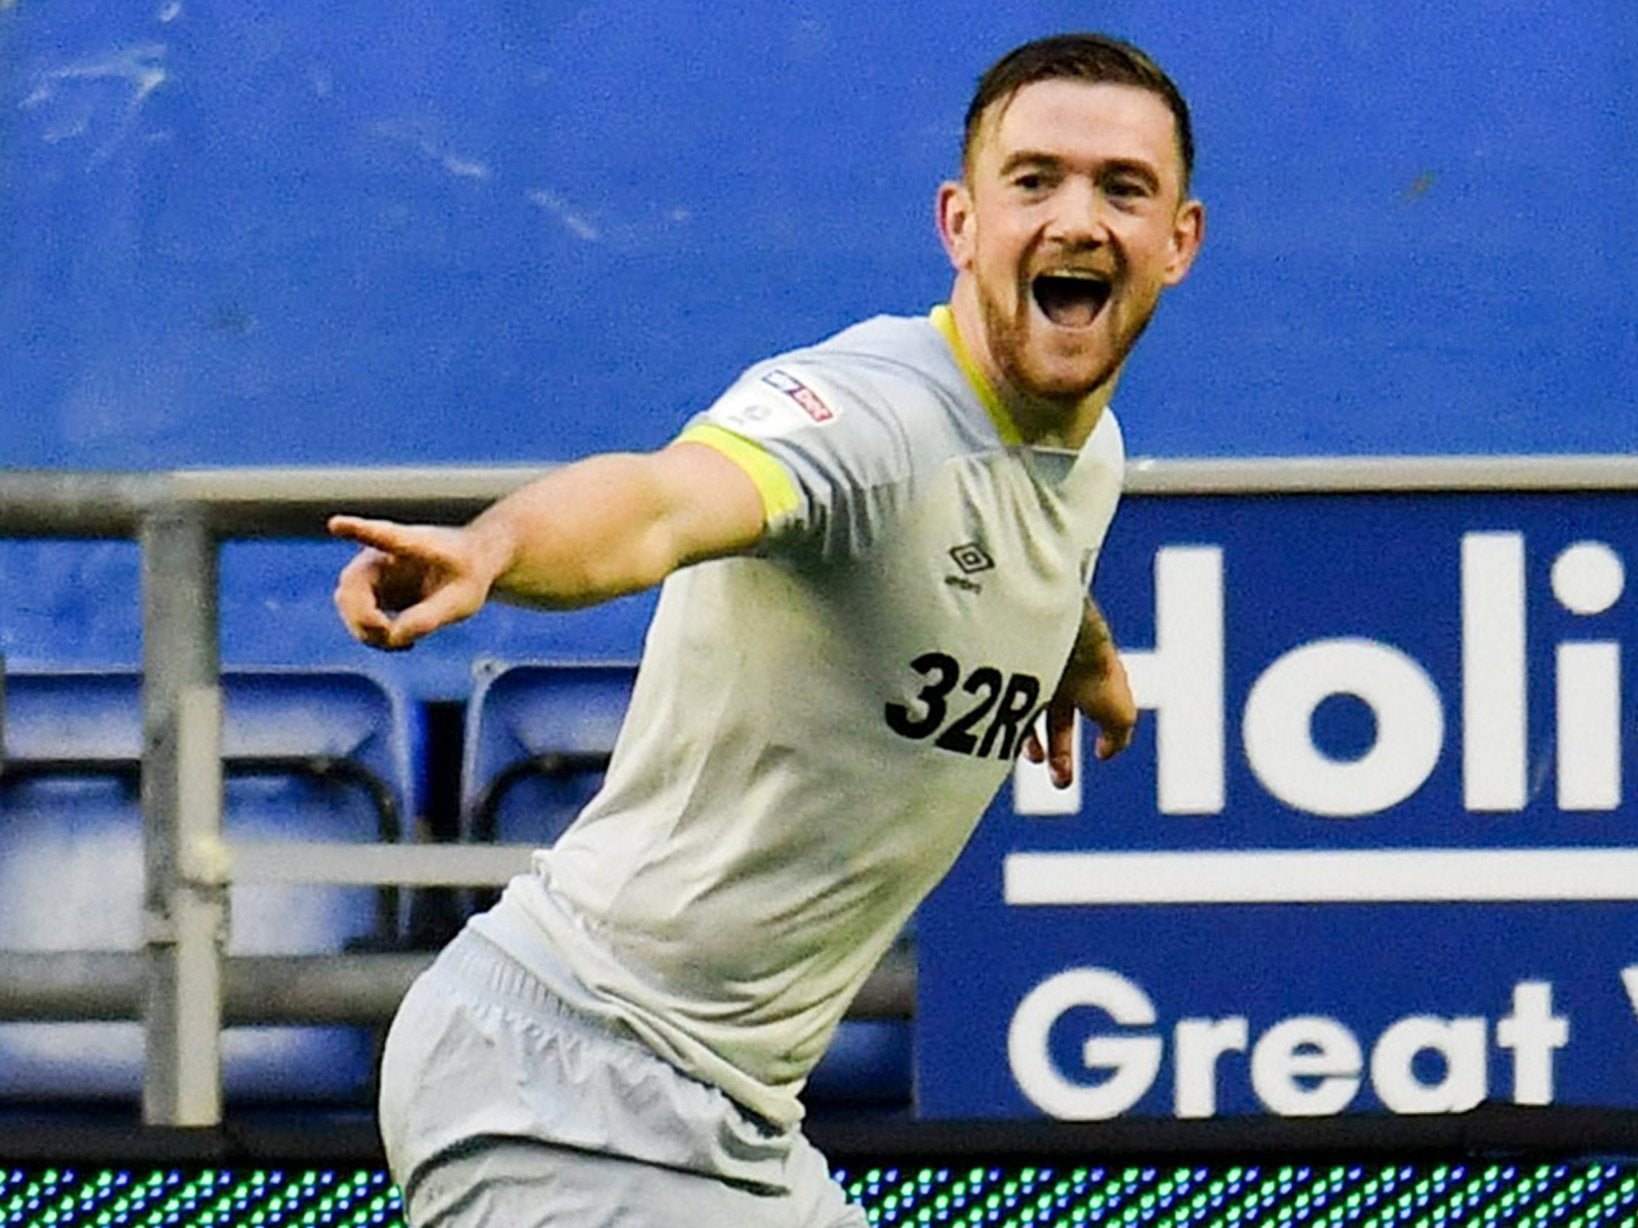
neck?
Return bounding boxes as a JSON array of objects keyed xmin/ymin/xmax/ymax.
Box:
[
  {"xmin": 949, "ymin": 284, "xmax": 1117, "ymax": 449},
  {"xmin": 1008, "ymin": 383, "xmax": 1116, "ymax": 450}
]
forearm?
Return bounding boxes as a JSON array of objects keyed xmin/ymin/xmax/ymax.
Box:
[
  {"xmin": 470, "ymin": 447, "xmax": 763, "ymax": 610},
  {"xmin": 465, "ymin": 455, "xmax": 681, "ymax": 609}
]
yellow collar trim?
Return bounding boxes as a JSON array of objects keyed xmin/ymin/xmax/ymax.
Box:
[{"xmin": 930, "ymin": 305, "xmax": 1022, "ymax": 446}]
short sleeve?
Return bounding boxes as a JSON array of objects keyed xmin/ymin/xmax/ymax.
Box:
[{"xmin": 678, "ymin": 358, "xmax": 916, "ymax": 563}]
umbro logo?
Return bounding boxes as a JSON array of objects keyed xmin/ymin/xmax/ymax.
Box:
[
  {"xmin": 945, "ymin": 542, "xmax": 994, "ymax": 593},
  {"xmin": 949, "ymin": 542, "xmax": 994, "ymax": 575}
]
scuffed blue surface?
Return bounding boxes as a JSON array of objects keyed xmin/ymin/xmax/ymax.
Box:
[{"xmin": 3, "ymin": 1, "xmax": 1633, "ymax": 467}]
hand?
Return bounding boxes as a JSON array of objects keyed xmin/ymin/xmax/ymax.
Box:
[
  {"xmin": 330, "ymin": 515, "xmax": 498, "ymax": 651},
  {"xmin": 1023, "ymin": 647, "xmax": 1137, "ymax": 788}
]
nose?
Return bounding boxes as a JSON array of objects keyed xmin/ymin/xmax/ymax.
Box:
[{"xmin": 1045, "ymin": 177, "xmax": 1113, "ymax": 247}]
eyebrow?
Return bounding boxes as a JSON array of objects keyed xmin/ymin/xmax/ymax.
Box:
[{"xmin": 996, "ymin": 150, "xmax": 1062, "ymax": 177}]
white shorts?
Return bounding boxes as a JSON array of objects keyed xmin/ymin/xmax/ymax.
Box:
[{"xmin": 379, "ymin": 926, "xmax": 867, "ymax": 1228}]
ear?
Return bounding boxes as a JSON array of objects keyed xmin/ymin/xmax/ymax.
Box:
[
  {"xmin": 1162, "ymin": 197, "xmax": 1206, "ymax": 286},
  {"xmin": 936, "ymin": 180, "xmax": 976, "ymax": 272}
]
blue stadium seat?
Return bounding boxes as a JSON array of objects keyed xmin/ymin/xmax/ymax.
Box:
[
  {"xmin": 804, "ymin": 1018, "xmax": 914, "ymax": 1109},
  {"xmin": 0, "ymin": 665, "xmax": 418, "ymax": 1104},
  {"xmin": 460, "ymin": 658, "xmax": 634, "ymax": 853},
  {"xmin": 459, "ymin": 657, "xmax": 912, "ymax": 1113}
]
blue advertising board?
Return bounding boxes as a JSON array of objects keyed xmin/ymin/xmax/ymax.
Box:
[{"xmin": 917, "ymin": 480, "xmax": 1638, "ymax": 1122}]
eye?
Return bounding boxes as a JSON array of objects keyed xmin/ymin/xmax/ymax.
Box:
[
  {"xmin": 1104, "ymin": 175, "xmax": 1157, "ymax": 208},
  {"xmin": 1010, "ymin": 167, "xmax": 1059, "ymax": 195}
]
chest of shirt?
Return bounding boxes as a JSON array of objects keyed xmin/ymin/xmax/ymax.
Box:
[{"xmin": 813, "ymin": 452, "xmax": 1100, "ymax": 761}]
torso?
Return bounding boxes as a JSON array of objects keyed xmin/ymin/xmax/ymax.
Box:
[{"xmin": 474, "ymin": 310, "xmax": 1125, "ymax": 1125}]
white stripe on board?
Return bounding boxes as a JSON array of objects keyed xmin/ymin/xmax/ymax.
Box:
[{"xmin": 1004, "ymin": 848, "xmax": 1638, "ymax": 905}]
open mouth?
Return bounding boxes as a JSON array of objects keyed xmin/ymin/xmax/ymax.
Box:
[{"xmin": 1031, "ymin": 272, "xmax": 1111, "ymax": 329}]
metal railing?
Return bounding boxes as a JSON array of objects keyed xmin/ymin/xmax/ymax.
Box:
[
  {"xmin": 0, "ymin": 467, "xmax": 547, "ymax": 1127},
  {"xmin": 1, "ymin": 456, "xmax": 1633, "ymax": 1128}
]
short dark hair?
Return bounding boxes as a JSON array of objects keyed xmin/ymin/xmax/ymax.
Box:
[{"xmin": 963, "ymin": 33, "xmax": 1194, "ymax": 189}]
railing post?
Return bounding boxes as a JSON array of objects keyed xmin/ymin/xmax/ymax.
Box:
[{"xmin": 140, "ymin": 504, "xmax": 226, "ymax": 1126}]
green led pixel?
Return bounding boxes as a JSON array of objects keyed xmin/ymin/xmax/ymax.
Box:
[{"xmin": 0, "ymin": 1161, "xmax": 1632, "ymax": 1226}]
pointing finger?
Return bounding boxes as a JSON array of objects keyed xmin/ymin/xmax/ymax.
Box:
[{"xmin": 328, "ymin": 515, "xmax": 448, "ymax": 562}]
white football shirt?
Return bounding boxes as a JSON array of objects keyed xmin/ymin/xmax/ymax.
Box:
[{"xmin": 475, "ymin": 306, "xmax": 1124, "ymax": 1125}]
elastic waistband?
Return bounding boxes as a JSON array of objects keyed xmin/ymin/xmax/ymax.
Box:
[{"xmin": 432, "ymin": 925, "xmax": 636, "ymax": 1046}]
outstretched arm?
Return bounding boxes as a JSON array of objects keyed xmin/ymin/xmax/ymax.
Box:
[
  {"xmin": 1024, "ymin": 597, "xmax": 1137, "ymax": 787},
  {"xmin": 330, "ymin": 441, "xmax": 766, "ymax": 651}
]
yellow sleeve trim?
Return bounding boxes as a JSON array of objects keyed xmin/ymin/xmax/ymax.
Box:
[
  {"xmin": 930, "ymin": 304, "xmax": 1023, "ymax": 447},
  {"xmin": 677, "ymin": 422, "xmax": 802, "ymax": 525}
]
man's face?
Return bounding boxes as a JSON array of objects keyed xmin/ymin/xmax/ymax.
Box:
[{"xmin": 939, "ymin": 79, "xmax": 1203, "ymax": 407}]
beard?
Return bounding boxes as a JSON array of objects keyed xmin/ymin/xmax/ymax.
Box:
[{"xmin": 976, "ymin": 275, "xmax": 1157, "ymax": 406}]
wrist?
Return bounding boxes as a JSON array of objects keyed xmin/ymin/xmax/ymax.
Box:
[
  {"xmin": 466, "ymin": 517, "xmax": 521, "ymax": 590},
  {"xmin": 1072, "ymin": 602, "xmax": 1118, "ymax": 674}
]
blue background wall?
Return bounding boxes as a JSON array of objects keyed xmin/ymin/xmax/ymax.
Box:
[{"xmin": 1, "ymin": 1, "xmax": 1635, "ymax": 685}]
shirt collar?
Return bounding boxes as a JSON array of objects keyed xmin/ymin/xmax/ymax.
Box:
[{"xmin": 930, "ymin": 304, "xmax": 1023, "ymax": 447}]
